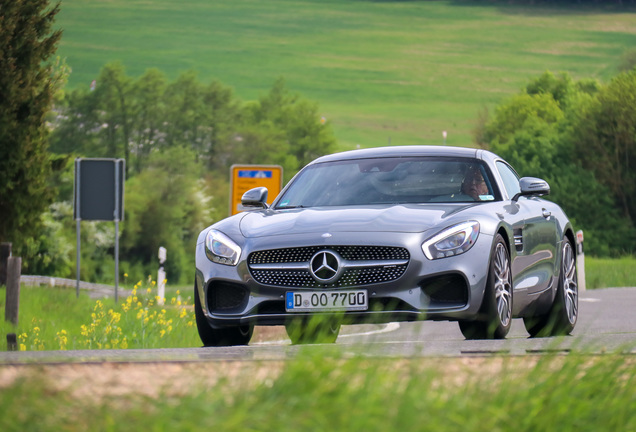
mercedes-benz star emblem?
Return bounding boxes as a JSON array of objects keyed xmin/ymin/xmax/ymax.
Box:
[{"xmin": 309, "ymin": 250, "xmax": 342, "ymax": 284}]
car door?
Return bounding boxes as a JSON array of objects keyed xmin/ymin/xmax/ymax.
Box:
[{"xmin": 496, "ymin": 162, "xmax": 558, "ymax": 296}]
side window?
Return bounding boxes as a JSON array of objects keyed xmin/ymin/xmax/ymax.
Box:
[{"xmin": 496, "ymin": 161, "xmax": 520, "ymax": 199}]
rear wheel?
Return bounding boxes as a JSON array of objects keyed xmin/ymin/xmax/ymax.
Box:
[
  {"xmin": 459, "ymin": 234, "xmax": 512, "ymax": 340},
  {"xmin": 194, "ymin": 284, "xmax": 253, "ymax": 346},
  {"xmin": 524, "ymin": 238, "xmax": 578, "ymax": 337},
  {"xmin": 285, "ymin": 316, "xmax": 341, "ymax": 344}
]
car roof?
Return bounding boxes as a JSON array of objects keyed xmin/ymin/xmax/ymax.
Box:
[{"xmin": 310, "ymin": 145, "xmax": 499, "ymax": 165}]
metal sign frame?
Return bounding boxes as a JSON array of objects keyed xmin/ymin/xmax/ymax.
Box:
[{"xmin": 74, "ymin": 158, "xmax": 125, "ymax": 301}]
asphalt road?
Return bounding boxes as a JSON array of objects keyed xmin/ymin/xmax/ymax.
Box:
[{"xmin": 1, "ymin": 287, "xmax": 634, "ymax": 365}]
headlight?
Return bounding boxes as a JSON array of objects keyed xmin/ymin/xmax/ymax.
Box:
[
  {"xmin": 205, "ymin": 230, "xmax": 241, "ymax": 266},
  {"xmin": 422, "ymin": 221, "xmax": 480, "ymax": 260}
]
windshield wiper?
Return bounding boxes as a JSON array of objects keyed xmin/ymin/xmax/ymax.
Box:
[{"xmin": 276, "ymin": 205, "xmax": 308, "ymax": 210}]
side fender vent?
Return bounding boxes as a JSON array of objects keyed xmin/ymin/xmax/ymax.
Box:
[{"xmin": 513, "ymin": 229, "xmax": 523, "ymax": 252}]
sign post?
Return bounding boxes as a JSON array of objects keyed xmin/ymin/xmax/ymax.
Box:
[
  {"xmin": 576, "ymin": 230, "xmax": 586, "ymax": 292},
  {"xmin": 74, "ymin": 158, "xmax": 125, "ymax": 300},
  {"xmin": 230, "ymin": 165, "xmax": 283, "ymax": 216}
]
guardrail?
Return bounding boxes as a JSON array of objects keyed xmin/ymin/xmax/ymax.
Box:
[{"xmin": 20, "ymin": 275, "xmax": 129, "ymax": 299}]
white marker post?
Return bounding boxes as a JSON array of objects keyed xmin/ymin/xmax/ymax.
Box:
[
  {"xmin": 576, "ymin": 230, "xmax": 586, "ymax": 292},
  {"xmin": 158, "ymin": 246, "xmax": 167, "ymax": 305}
]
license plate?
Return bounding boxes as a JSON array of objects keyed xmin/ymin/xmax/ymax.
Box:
[{"xmin": 285, "ymin": 290, "xmax": 368, "ymax": 312}]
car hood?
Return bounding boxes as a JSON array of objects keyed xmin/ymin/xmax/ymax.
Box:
[{"xmin": 238, "ymin": 204, "xmax": 478, "ymax": 238}]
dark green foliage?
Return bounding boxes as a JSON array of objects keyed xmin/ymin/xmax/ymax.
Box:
[
  {"xmin": 0, "ymin": 0, "xmax": 62, "ymax": 265},
  {"xmin": 482, "ymin": 71, "xmax": 636, "ymax": 256},
  {"xmin": 571, "ymin": 70, "xmax": 636, "ymax": 225},
  {"xmin": 50, "ymin": 65, "xmax": 335, "ymax": 178},
  {"xmin": 121, "ymin": 147, "xmax": 208, "ymax": 283},
  {"xmin": 618, "ymin": 48, "xmax": 636, "ymax": 72}
]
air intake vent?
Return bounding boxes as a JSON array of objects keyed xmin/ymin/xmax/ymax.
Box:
[{"xmin": 513, "ymin": 229, "xmax": 523, "ymax": 252}]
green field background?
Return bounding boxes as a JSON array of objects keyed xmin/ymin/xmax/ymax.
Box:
[{"xmin": 55, "ymin": 0, "xmax": 636, "ymax": 150}]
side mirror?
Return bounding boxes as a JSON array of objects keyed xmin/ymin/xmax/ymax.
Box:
[
  {"xmin": 241, "ymin": 187, "xmax": 269, "ymax": 209},
  {"xmin": 512, "ymin": 177, "xmax": 550, "ymax": 201}
]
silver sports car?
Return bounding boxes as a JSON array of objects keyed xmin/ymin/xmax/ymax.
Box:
[{"xmin": 194, "ymin": 146, "xmax": 578, "ymax": 345}]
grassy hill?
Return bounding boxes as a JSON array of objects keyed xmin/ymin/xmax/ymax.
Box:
[{"xmin": 55, "ymin": 0, "xmax": 636, "ymax": 150}]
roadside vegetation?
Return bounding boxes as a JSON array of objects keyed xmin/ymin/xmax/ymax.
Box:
[
  {"xmin": 586, "ymin": 256, "xmax": 636, "ymax": 290},
  {"xmin": 1, "ymin": 351, "xmax": 634, "ymax": 431},
  {"xmin": 0, "ymin": 280, "xmax": 200, "ymax": 352}
]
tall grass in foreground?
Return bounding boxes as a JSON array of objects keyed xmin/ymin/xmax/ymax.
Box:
[{"xmin": 0, "ymin": 353, "xmax": 634, "ymax": 431}]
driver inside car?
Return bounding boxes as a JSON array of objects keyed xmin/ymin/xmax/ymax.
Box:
[{"xmin": 461, "ymin": 166, "xmax": 489, "ymax": 201}]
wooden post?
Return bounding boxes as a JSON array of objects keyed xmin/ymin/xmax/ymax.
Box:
[
  {"xmin": 6, "ymin": 333, "xmax": 17, "ymax": 351},
  {"xmin": 5, "ymin": 256, "xmax": 21, "ymax": 325},
  {"xmin": 0, "ymin": 242, "xmax": 11, "ymax": 286}
]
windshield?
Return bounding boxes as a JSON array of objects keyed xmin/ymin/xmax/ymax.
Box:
[{"xmin": 276, "ymin": 157, "xmax": 499, "ymax": 208}]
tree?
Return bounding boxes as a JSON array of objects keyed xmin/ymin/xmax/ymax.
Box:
[
  {"xmin": 256, "ymin": 78, "xmax": 337, "ymax": 168},
  {"xmin": 130, "ymin": 68, "xmax": 167, "ymax": 173},
  {"xmin": 0, "ymin": 0, "xmax": 62, "ymax": 260},
  {"xmin": 121, "ymin": 147, "xmax": 211, "ymax": 283},
  {"xmin": 572, "ymin": 70, "xmax": 636, "ymax": 226},
  {"xmin": 618, "ymin": 48, "xmax": 636, "ymax": 72},
  {"xmin": 481, "ymin": 71, "xmax": 635, "ymax": 256},
  {"xmin": 95, "ymin": 62, "xmax": 133, "ymax": 174}
]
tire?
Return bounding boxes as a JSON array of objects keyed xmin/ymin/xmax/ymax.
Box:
[
  {"xmin": 524, "ymin": 238, "xmax": 578, "ymax": 337},
  {"xmin": 459, "ymin": 234, "xmax": 513, "ymax": 340},
  {"xmin": 194, "ymin": 284, "xmax": 253, "ymax": 347},
  {"xmin": 285, "ymin": 316, "xmax": 341, "ymax": 344}
]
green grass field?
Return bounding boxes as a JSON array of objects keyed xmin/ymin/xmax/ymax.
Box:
[
  {"xmin": 55, "ymin": 0, "xmax": 636, "ymax": 150},
  {"xmin": 586, "ymin": 256, "xmax": 636, "ymax": 289}
]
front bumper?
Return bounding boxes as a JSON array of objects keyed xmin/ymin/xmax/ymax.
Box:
[{"xmin": 195, "ymin": 231, "xmax": 493, "ymax": 328}]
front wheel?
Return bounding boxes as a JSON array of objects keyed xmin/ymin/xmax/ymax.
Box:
[
  {"xmin": 524, "ymin": 238, "xmax": 578, "ymax": 337},
  {"xmin": 459, "ymin": 234, "xmax": 513, "ymax": 340},
  {"xmin": 194, "ymin": 284, "xmax": 253, "ymax": 347}
]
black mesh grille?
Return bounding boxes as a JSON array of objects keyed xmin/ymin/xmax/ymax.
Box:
[
  {"xmin": 248, "ymin": 246, "xmax": 410, "ymax": 288},
  {"xmin": 419, "ymin": 274, "xmax": 468, "ymax": 306},
  {"xmin": 207, "ymin": 281, "xmax": 248, "ymax": 312},
  {"xmin": 249, "ymin": 246, "xmax": 409, "ymax": 264}
]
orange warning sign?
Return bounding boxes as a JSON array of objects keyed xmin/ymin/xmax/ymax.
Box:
[{"xmin": 230, "ymin": 165, "xmax": 283, "ymax": 215}]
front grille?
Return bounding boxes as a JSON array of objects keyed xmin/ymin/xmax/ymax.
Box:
[
  {"xmin": 248, "ymin": 246, "xmax": 410, "ymax": 288},
  {"xmin": 249, "ymin": 246, "xmax": 410, "ymax": 264}
]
